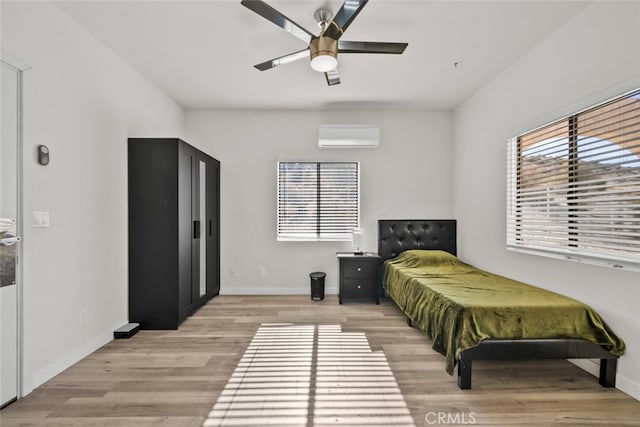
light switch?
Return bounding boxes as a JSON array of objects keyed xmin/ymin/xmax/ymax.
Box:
[{"xmin": 32, "ymin": 211, "xmax": 50, "ymax": 228}]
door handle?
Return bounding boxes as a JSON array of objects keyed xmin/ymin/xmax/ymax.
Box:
[
  {"xmin": 0, "ymin": 233, "xmax": 21, "ymax": 247},
  {"xmin": 193, "ymin": 221, "xmax": 201, "ymax": 239}
]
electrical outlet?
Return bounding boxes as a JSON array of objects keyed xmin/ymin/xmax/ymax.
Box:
[{"xmin": 258, "ymin": 267, "xmax": 266, "ymax": 278}]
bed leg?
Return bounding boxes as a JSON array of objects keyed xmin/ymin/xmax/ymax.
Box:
[
  {"xmin": 457, "ymin": 359, "xmax": 472, "ymax": 390},
  {"xmin": 406, "ymin": 317, "xmax": 412, "ymax": 327},
  {"xmin": 599, "ymin": 358, "xmax": 617, "ymax": 388}
]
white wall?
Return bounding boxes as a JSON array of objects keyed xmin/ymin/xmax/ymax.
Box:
[
  {"xmin": 452, "ymin": 2, "xmax": 640, "ymax": 399},
  {"xmin": 1, "ymin": 2, "xmax": 185, "ymax": 393},
  {"xmin": 187, "ymin": 109, "xmax": 452, "ymax": 294}
]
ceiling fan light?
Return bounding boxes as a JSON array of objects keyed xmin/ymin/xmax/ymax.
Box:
[
  {"xmin": 310, "ymin": 54, "xmax": 337, "ymax": 72},
  {"xmin": 309, "ymin": 36, "xmax": 338, "ymax": 73}
]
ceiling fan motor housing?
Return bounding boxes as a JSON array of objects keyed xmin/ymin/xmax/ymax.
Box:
[{"xmin": 309, "ymin": 36, "xmax": 338, "ymax": 61}]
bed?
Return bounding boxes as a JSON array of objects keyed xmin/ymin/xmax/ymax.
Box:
[{"xmin": 378, "ymin": 219, "xmax": 625, "ymax": 389}]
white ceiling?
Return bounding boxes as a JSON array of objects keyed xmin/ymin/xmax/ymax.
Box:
[{"xmin": 54, "ymin": 0, "xmax": 590, "ymax": 111}]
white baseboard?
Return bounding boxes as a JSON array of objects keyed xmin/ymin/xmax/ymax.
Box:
[
  {"xmin": 220, "ymin": 286, "xmax": 339, "ymax": 296},
  {"xmin": 569, "ymin": 359, "xmax": 640, "ymax": 401},
  {"xmin": 30, "ymin": 325, "xmax": 116, "ymax": 392},
  {"xmin": 616, "ymin": 371, "xmax": 640, "ymax": 401}
]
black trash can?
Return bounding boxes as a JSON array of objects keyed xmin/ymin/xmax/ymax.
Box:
[{"xmin": 310, "ymin": 272, "xmax": 326, "ymax": 301}]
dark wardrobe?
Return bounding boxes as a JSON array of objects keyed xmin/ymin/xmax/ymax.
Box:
[{"xmin": 128, "ymin": 138, "xmax": 220, "ymax": 329}]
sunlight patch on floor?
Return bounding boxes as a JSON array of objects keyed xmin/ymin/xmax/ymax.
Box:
[{"xmin": 203, "ymin": 323, "xmax": 415, "ymax": 426}]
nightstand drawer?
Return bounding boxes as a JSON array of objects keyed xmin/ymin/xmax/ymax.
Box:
[
  {"xmin": 342, "ymin": 259, "xmax": 379, "ymax": 279},
  {"xmin": 341, "ymin": 279, "xmax": 377, "ymax": 300}
]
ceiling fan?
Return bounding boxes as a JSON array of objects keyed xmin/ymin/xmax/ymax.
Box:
[{"xmin": 241, "ymin": 0, "xmax": 408, "ymax": 86}]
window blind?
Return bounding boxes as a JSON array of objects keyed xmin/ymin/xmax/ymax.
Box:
[
  {"xmin": 277, "ymin": 162, "xmax": 359, "ymax": 241},
  {"xmin": 507, "ymin": 88, "xmax": 640, "ymax": 269}
]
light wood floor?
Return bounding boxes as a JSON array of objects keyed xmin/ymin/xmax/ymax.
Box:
[{"xmin": 1, "ymin": 295, "xmax": 639, "ymax": 426}]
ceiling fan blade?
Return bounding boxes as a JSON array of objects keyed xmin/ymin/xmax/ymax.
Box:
[
  {"xmin": 324, "ymin": 68, "xmax": 341, "ymax": 86},
  {"xmin": 338, "ymin": 41, "xmax": 408, "ymax": 54},
  {"xmin": 323, "ymin": 0, "xmax": 369, "ymax": 40},
  {"xmin": 254, "ymin": 48, "xmax": 310, "ymax": 71},
  {"xmin": 241, "ymin": 0, "xmax": 315, "ymax": 44}
]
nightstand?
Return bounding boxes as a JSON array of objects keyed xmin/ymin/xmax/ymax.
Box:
[{"xmin": 336, "ymin": 252, "xmax": 381, "ymax": 304}]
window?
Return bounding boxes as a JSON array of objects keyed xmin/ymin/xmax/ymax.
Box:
[
  {"xmin": 507, "ymin": 88, "xmax": 640, "ymax": 270},
  {"xmin": 277, "ymin": 162, "xmax": 359, "ymax": 241}
]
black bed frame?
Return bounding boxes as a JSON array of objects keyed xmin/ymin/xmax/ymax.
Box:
[{"xmin": 378, "ymin": 219, "xmax": 619, "ymax": 390}]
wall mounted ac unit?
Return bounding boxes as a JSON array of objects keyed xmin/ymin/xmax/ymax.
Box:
[{"xmin": 318, "ymin": 124, "xmax": 380, "ymax": 149}]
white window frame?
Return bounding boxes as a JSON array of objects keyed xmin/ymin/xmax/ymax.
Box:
[
  {"xmin": 507, "ymin": 88, "xmax": 640, "ymax": 271},
  {"xmin": 277, "ymin": 161, "xmax": 360, "ymax": 242}
]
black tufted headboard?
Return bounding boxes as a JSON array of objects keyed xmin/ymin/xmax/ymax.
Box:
[{"xmin": 378, "ymin": 219, "xmax": 457, "ymax": 262}]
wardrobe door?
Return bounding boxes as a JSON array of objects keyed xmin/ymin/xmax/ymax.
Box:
[
  {"xmin": 128, "ymin": 138, "xmax": 180, "ymax": 330},
  {"xmin": 195, "ymin": 154, "xmax": 208, "ymax": 301},
  {"xmin": 178, "ymin": 142, "xmax": 197, "ymax": 321},
  {"xmin": 206, "ymin": 156, "xmax": 220, "ymax": 297}
]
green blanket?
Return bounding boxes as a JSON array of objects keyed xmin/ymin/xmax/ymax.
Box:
[{"xmin": 383, "ymin": 250, "xmax": 626, "ymax": 375}]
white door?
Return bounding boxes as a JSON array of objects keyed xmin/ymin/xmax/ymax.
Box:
[{"xmin": 1, "ymin": 59, "xmax": 23, "ymax": 408}]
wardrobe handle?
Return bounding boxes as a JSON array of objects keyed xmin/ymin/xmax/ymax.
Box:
[
  {"xmin": 209, "ymin": 220, "xmax": 212, "ymax": 236},
  {"xmin": 193, "ymin": 220, "xmax": 201, "ymax": 239}
]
